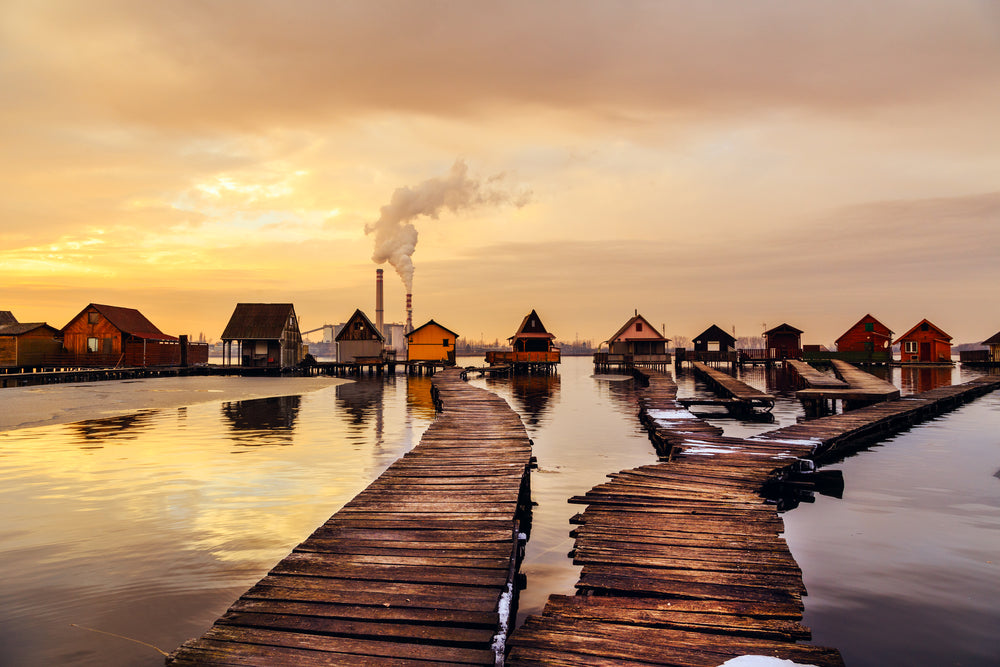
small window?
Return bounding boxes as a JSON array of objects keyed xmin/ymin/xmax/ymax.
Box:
[
  {"xmin": 921, "ymin": 323, "xmax": 929, "ymax": 331},
  {"xmin": 87, "ymin": 337, "xmax": 99, "ymax": 353},
  {"xmin": 636, "ymin": 322, "xmax": 643, "ymax": 332},
  {"xmin": 442, "ymin": 338, "xmax": 449, "ymax": 347},
  {"xmin": 904, "ymin": 341, "xmax": 917, "ymax": 353},
  {"xmin": 864, "ymin": 322, "xmax": 874, "ymax": 332},
  {"xmin": 88, "ymin": 312, "xmax": 99, "ymax": 324}
]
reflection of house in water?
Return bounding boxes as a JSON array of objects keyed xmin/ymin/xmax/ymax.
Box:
[
  {"xmin": 406, "ymin": 375, "xmax": 438, "ymax": 420},
  {"xmin": 510, "ymin": 374, "xmax": 561, "ymax": 426},
  {"xmin": 70, "ymin": 410, "xmax": 158, "ymax": 445},
  {"xmin": 899, "ymin": 366, "xmax": 955, "ymax": 394},
  {"xmin": 335, "ymin": 379, "xmax": 385, "ymax": 443},
  {"xmin": 221, "ymin": 396, "xmax": 301, "ymax": 446}
]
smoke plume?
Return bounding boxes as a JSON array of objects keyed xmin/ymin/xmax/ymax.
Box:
[{"xmin": 365, "ymin": 159, "xmax": 530, "ymax": 291}]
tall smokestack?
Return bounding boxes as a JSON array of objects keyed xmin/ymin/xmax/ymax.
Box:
[
  {"xmin": 376, "ymin": 268, "xmax": 384, "ymax": 335},
  {"xmin": 406, "ymin": 293, "xmax": 413, "ymax": 333}
]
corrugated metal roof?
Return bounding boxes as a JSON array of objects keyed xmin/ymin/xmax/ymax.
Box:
[
  {"xmin": 85, "ymin": 304, "xmax": 177, "ymax": 341},
  {"xmin": 221, "ymin": 303, "xmax": 297, "ymax": 340}
]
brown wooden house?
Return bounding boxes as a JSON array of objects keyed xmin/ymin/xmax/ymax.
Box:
[
  {"xmin": 763, "ymin": 323, "xmax": 803, "ymax": 359},
  {"xmin": 835, "ymin": 314, "xmax": 893, "ymax": 353},
  {"xmin": 603, "ymin": 313, "xmax": 670, "ymax": 364},
  {"xmin": 335, "ymin": 309, "xmax": 386, "ymax": 364},
  {"xmin": 693, "ymin": 324, "xmax": 737, "ymax": 352},
  {"xmin": 487, "ymin": 309, "xmax": 560, "ymax": 367},
  {"xmin": 982, "ymin": 331, "xmax": 1000, "ymax": 363},
  {"xmin": 220, "ymin": 303, "xmax": 303, "ymax": 368},
  {"xmin": 61, "ymin": 303, "xmax": 185, "ymax": 367},
  {"xmin": 0, "ymin": 321, "xmax": 62, "ymax": 368},
  {"xmin": 894, "ymin": 319, "xmax": 952, "ymax": 364}
]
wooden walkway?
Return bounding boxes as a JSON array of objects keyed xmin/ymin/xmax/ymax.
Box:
[
  {"xmin": 509, "ymin": 369, "xmax": 1000, "ymax": 666},
  {"xmin": 683, "ymin": 361, "xmax": 774, "ymax": 415},
  {"xmin": 168, "ymin": 368, "xmax": 532, "ymax": 666},
  {"xmin": 790, "ymin": 359, "xmax": 900, "ymax": 414}
]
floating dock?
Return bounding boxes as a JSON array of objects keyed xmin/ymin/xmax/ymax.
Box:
[
  {"xmin": 167, "ymin": 368, "xmax": 532, "ymax": 666},
  {"xmin": 508, "ymin": 369, "xmax": 1000, "ymax": 665}
]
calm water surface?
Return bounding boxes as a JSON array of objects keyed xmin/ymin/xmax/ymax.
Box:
[{"xmin": 1, "ymin": 358, "xmax": 997, "ymax": 665}]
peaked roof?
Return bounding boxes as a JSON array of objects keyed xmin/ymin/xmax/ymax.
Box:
[
  {"xmin": 982, "ymin": 331, "xmax": 1000, "ymax": 346},
  {"xmin": 0, "ymin": 322, "xmax": 58, "ymax": 336},
  {"xmin": 69, "ymin": 303, "xmax": 176, "ymax": 341},
  {"xmin": 606, "ymin": 313, "xmax": 668, "ymax": 344},
  {"xmin": 222, "ymin": 303, "xmax": 297, "ymax": 340},
  {"xmin": 894, "ymin": 318, "xmax": 952, "ymax": 344},
  {"xmin": 693, "ymin": 324, "xmax": 737, "ymax": 345},
  {"xmin": 764, "ymin": 323, "xmax": 803, "ymax": 336},
  {"xmin": 335, "ymin": 309, "xmax": 385, "ymax": 342},
  {"xmin": 0, "ymin": 311, "xmax": 17, "ymax": 326},
  {"xmin": 510, "ymin": 309, "xmax": 555, "ymax": 340},
  {"xmin": 406, "ymin": 319, "xmax": 459, "ymax": 340},
  {"xmin": 835, "ymin": 313, "xmax": 893, "ymax": 342}
]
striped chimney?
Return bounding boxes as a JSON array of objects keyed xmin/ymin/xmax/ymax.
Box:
[
  {"xmin": 406, "ymin": 293, "xmax": 413, "ymax": 333},
  {"xmin": 375, "ymin": 269, "xmax": 384, "ymax": 335}
]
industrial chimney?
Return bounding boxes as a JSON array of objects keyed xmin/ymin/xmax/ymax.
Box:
[
  {"xmin": 375, "ymin": 268, "xmax": 384, "ymax": 336},
  {"xmin": 406, "ymin": 293, "xmax": 413, "ymax": 333}
]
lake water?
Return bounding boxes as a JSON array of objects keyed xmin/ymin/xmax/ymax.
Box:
[{"xmin": 0, "ymin": 357, "xmax": 997, "ymax": 665}]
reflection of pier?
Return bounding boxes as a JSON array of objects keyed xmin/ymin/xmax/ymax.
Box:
[
  {"xmin": 509, "ymin": 368, "xmax": 1000, "ymax": 665},
  {"xmin": 168, "ymin": 368, "xmax": 533, "ymax": 666}
]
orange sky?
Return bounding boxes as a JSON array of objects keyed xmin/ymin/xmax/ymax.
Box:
[{"xmin": 3, "ymin": 1, "xmax": 1000, "ymax": 345}]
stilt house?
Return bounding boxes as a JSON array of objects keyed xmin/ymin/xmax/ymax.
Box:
[
  {"xmin": 220, "ymin": 303, "xmax": 303, "ymax": 368},
  {"xmin": 61, "ymin": 303, "xmax": 182, "ymax": 367},
  {"xmin": 763, "ymin": 323, "xmax": 803, "ymax": 360},
  {"xmin": 894, "ymin": 319, "xmax": 952, "ymax": 364},
  {"xmin": 982, "ymin": 331, "xmax": 1000, "ymax": 363},
  {"xmin": 693, "ymin": 324, "xmax": 737, "ymax": 352},
  {"xmin": 0, "ymin": 321, "xmax": 62, "ymax": 368},
  {"xmin": 604, "ymin": 313, "xmax": 670, "ymax": 364},
  {"xmin": 335, "ymin": 309, "xmax": 386, "ymax": 364},
  {"xmin": 835, "ymin": 314, "xmax": 893, "ymax": 354},
  {"xmin": 406, "ymin": 320, "xmax": 459, "ymax": 364},
  {"xmin": 486, "ymin": 309, "xmax": 560, "ymax": 367}
]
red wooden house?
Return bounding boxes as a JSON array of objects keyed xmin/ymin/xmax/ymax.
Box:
[
  {"xmin": 835, "ymin": 314, "xmax": 893, "ymax": 355},
  {"xmin": 61, "ymin": 303, "xmax": 188, "ymax": 367},
  {"xmin": 894, "ymin": 319, "xmax": 952, "ymax": 364},
  {"xmin": 763, "ymin": 323, "xmax": 803, "ymax": 359}
]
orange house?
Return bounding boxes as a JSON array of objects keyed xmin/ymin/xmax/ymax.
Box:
[
  {"xmin": 894, "ymin": 319, "xmax": 952, "ymax": 364},
  {"xmin": 406, "ymin": 319, "xmax": 459, "ymax": 364}
]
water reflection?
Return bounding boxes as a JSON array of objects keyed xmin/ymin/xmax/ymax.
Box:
[
  {"xmin": 70, "ymin": 411, "xmax": 159, "ymax": 446},
  {"xmin": 509, "ymin": 374, "xmax": 561, "ymax": 426},
  {"xmin": 405, "ymin": 375, "xmax": 437, "ymax": 420},
  {"xmin": 335, "ymin": 378, "xmax": 387, "ymax": 445},
  {"xmin": 898, "ymin": 365, "xmax": 955, "ymax": 394},
  {"xmin": 221, "ymin": 396, "xmax": 300, "ymax": 447}
]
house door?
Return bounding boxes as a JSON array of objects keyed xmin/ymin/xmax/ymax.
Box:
[{"xmin": 920, "ymin": 342, "xmax": 932, "ymax": 362}]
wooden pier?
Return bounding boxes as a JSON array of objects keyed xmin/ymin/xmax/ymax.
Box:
[
  {"xmin": 788, "ymin": 359, "xmax": 900, "ymax": 416},
  {"xmin": 508, "ymin": 369, "xmax": 1000, "ymax": 665},
  {"xmin": 168, "ymin": 368, "xmax": 533, "ymax": 666},
  {"xmin": 682, "ymin": 361, "xmax": 775, "ymax": 416}
]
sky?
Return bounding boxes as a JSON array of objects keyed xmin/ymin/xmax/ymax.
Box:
[{"xmin": 2, "ymin": 1, "xmax": 999, "ymax": 346}]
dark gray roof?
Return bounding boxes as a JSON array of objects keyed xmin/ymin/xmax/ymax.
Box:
[
  {"xmin": 221, "ymin": 303, "xmax": 297, "ymax": 340},
  {"xmin": 0, "ymin": 311, "xmax": 17, "ymax": 326},
  {"xmin": 0, "ymin": 322, "xmax": 57, "ymax": 336}
]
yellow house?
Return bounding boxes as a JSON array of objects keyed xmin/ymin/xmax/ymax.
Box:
[{"xmin": 406, "ymin": 319, "xmax": 459, "ymax": 364}]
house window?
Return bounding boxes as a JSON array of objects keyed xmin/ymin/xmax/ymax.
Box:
[
  {"xmin": 87, "ymin": 337, "xmax": 99, "ymax": 352},
  {"xmin": 864, "ymin": 322, "xmax": 874, "ymax": 332},
  {"xmin": 903, "ymin": 341, "xmax": 917, "ymax": 353},
  {"xmin": 88, "ymin": 312, "xmax": 99, "ymax": 324},
  {"xmin": 921, "ymin": 323, "xmax": 929, "ymax": 331},
  {"xmin": 636, "ymin": 322, "xmax": 643, "ymax": 332},
  {"xmin": 442, "ymin": 339, "xmax": 449, "ymax": 347}
]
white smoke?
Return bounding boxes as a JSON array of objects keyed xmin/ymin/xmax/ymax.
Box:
[{"xmin": 365, "ymin": 159, "xmax": 530, "ymax": 291}]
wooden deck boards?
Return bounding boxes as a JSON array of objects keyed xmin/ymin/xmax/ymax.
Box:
[
  {"xmin": 168, "ymin": 368, "xmax": 532, "ymax": 666},
  {"xmin": 509, "ymin": 369, "xmax": 1000, "ymax": 666}
]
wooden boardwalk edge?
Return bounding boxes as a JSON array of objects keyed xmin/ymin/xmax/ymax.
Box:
[
  {"xmin": 508, "ymin": 367, "xmax": 1000, "ymax": 666},
  {"xmin": 168, "ymin": 368, "xmax": 532, "ymax": 666}
]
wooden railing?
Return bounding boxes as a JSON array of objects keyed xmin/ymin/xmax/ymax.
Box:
[{"xmin": 486, "ymin": 350, "xmax": 561, "ymax": 365}]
